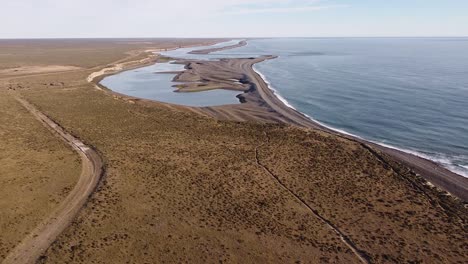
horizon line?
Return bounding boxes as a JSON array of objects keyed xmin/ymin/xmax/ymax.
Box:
[{"xmin": 1, "ymin": 36, "xmax": 468, "ymax": 40}]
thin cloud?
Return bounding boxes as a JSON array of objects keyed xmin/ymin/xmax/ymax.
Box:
[
  {"xmin": 1, "ymin": 0, "xmax": 354, "ymax": 38},
  {"xmin": 227, "ymin": 4, "xmax": 347, "ymax": 14}
]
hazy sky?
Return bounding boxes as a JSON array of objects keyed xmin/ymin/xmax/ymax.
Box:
[{"xmin": 1, "ymin": 0, "xmax": 467, "ymax": 38}]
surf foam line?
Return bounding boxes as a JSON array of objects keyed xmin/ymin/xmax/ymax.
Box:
[
  {"xmin": 252, "ymin": 65, "xmax": 468, "ymax": 178},
  {"xmin": 253, "ymin": 64, "xmax": 297, "ymax": 110},
  {"xmin": 375, "ymin": 142, "xmax": 468, "ymax": 178}
]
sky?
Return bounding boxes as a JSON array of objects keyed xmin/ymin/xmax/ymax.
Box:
[{"xmin": 1, "ymin": 0, "xmax": 467, "ymax": 38}]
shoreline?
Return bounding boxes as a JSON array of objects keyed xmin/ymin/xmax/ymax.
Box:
[
  {"xmin": 92, "ymin": 40, "xmax": 468, "ymax": 201},
  {"xmin": 252, "ymin": 64, "xmax": 468, "ymax": 178},
  {"xmin": 87, "ymin": 40, "xmax": 231, "ymax": 84},
  {"xmin": 9, "ymin": 38, "xmax": 466, "ymax": 263},
  {"xmin": 188, "ymin": 40, "xmax": 247, "ymax": 54},
  {"xmin": 245, "ymin": 58, "xmax": 468, "ymax": 201}
]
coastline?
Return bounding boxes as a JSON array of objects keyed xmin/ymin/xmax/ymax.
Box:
[
  {"xmin": 188, "ymin": 40, "xmax": 247, "ymax": 54},
  {"xmin": 92, "ymin": 40, "xmax": 468, "ymax": 201},
  {"xmin": 252, "ymin": 64, "xmax": 468, "ymax": 178},
  {"xmin": 11, "ymin": 38, "xmax": 467, "ymax": 263},
  {"xmin": 245, "ymin": 57, "xmax": 468, "ymax": 201},
  {"xmin": 87, "ymin": 40, "xmax": 231, "ymax": 85}
]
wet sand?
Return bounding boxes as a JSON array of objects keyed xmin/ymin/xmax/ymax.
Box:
[
  {"xmin": 14, "ymin": 38, "xmax": 464, "ymax": 263},
  {"xmin": 93, "ymin": 40, "xmax": 467, "ymax": 201},
  {"xmin": 172, "ymin": 56, "xmax": 468, "ymax": 202}
]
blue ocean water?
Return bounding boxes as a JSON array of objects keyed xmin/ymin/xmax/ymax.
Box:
[
  {"xmin": 220, "ymin": 38, "xmax": 468, "ymax": 177},
  {"xmin": 103, "ymin": 38, "xmax": 468, "ymax": 177}
]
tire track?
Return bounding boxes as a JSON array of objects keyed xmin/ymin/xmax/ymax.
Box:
[{"xmin": 3, "ymin": 95, "xmax": 103, "ymax": 264}]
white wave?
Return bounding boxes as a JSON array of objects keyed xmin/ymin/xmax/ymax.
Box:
[
  {"xmin": 252, "ymin": 65, "xmax": 468, "ymax": 178},
  {"xmin": 253, "ymin": 64, "xmax": 366, "ymax": 140},
  {"xmin": 375, "ymin": 142, "xmax": 468, "ymax": 177},
  {"xmin": 305, "ymin": 113, "xmax": 365, "ymax": 139},
  {"xmin": 445, "ymin": 165, "xmax": 468, "ymax": 178},
  {"xmin": 252, "ymin": 65, "xmax": 297, "ymax": 110}
]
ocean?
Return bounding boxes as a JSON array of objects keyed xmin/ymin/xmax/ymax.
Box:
[
  {"xmin": 103, "ymin": 38, "xmax": 468, "ymax": 177},
  {"xmin": 219, "ymin": 38, "xmax": 468, "ymax": 177}
]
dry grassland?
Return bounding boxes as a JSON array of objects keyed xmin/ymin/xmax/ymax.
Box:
[
  {"xmin": 0, "ymin": 39, "xmax": 466, "ymax": 263},
  {"xmin": 0, "ymin": 91, "xmax": 80, "ymax": 261}
]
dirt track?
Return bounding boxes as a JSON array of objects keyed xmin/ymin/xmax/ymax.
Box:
[{"xmin": 3, "ymin": 95, "xmax": 103, "ymax": 264}]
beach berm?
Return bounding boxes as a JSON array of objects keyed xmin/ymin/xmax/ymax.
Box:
[{"xmin": 0, "ymin": 38, "xmax": 466, "ymax": 264}]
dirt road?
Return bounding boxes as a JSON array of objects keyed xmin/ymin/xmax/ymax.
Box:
[{"xmin": 3, "ymin": 95, "xmax": 103, "ymax": 264}]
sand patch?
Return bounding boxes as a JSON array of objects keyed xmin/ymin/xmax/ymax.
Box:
[
  {"xmin": 87, "ymin": 53, "xmax": 158, "ymax": 83},
  {"xmin": 0, "ymin": 65, "xmax": 81, "ymax": 76}
]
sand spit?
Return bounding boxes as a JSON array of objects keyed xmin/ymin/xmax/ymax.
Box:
[
  {"xmin": 169, "ymin": 54, "xmax": 468, "ymax": 202},
  {"xmin": 87, "ymin": 41, "xmax": 231, "ymax": 86},
  {"xmin": 4, "ymin": 38, "xmax": 464, "ymax": 263},
  {"xmin": 172, "ymin": 59, "xmax": 251, "ymax": 92},
  {"xmin": 92, "ymin": 40, "xmax": 468, "ymax": 201},
  {"xmin": 189, "ymin": 40, "xmax": 247, "ymax": 54}
]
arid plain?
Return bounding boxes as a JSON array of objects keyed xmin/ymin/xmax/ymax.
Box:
[{"xmin": 0, "ymin": 39, "xmax": 466, "ymax": 264}]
